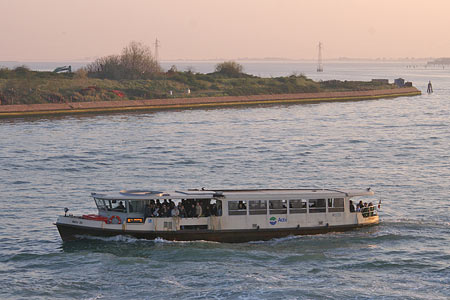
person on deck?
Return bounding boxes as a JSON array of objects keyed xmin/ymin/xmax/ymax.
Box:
[
  {"xmin": 349, "ymin": 200, "xmax": 356, "ymax": 212},
  {"xmin": 427, "ymin": 81, "xmax": 433, "ymax": 94},
  {"xmin": 195, "ymin": 201, "xmax": 203, "ymax": 217}
]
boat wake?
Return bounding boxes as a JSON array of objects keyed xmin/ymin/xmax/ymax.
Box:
[{"xmin": 71, "ymin": 234, "xmax": 221, "ymax": 245}]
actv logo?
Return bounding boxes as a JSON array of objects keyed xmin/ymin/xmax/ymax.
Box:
[{"xmin": 269, "ymin": 217, "xmax": 288, "ymax": 225}]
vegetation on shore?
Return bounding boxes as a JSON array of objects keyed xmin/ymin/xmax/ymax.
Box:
[{"xmin": 0, "ymin": 42, "xmax": 396, "ymax": 105}]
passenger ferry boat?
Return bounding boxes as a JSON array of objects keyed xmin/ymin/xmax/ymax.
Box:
[{"xmin": 56, "ymin": 188, "xmax": 379, "ymax": 243}]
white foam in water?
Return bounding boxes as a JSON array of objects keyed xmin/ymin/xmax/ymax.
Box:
[{"xmin": 73, "ymin": 234, "xmax": 220, "ymax": 245}]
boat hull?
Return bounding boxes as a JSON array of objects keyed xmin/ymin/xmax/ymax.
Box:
[{"xmin": 56, "ymin": 222, "xmax": 378, "ymax": 243}]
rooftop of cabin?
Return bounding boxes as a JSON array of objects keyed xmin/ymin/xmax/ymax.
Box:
[{"xmin": 91, "ymin": 188, "xmax": 374, "ymax": 200}]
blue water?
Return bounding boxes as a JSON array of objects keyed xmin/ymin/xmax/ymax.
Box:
[{"xmin": 0, "ymin": 62, "xmax": 449, "ymax": 299}]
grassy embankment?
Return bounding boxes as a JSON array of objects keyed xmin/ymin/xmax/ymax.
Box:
[{"xmin": 0, "ymin": 67, "xmax": 396, "ymax": 105}]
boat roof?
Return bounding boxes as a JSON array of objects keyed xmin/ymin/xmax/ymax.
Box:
[{"xmin": 91, "ymin": 188, "xmax": 374, "ymax": 201}]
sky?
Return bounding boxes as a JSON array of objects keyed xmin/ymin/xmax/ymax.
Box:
[{"xmin": 1, "ymin": 0, "xmax": 449, "ymax": 61}]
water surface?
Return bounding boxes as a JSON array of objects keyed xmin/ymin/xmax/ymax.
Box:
[{"xmin": 0, "ymin": 62, "xmax": 449, "ymax": 299}]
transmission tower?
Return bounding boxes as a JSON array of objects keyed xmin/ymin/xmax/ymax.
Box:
[
  {"xmin": 154, "ymin": 38, "xmax": 160, "ymax": 62},
  {"xmin": 317, "ymin": 42, "xmax": 323, "ymax": 72}
]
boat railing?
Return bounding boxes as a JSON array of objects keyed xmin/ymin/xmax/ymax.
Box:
[{"xmin": 358, "ymin": 206, "xmax": 378, "ymax": 218}]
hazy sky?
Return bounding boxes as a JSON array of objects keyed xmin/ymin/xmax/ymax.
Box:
[{"xmin": 1, "ymin": 0, "xmax": 449, "ymax": 61}]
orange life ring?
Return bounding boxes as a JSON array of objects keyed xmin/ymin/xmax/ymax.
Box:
[{"xmin": 108, "ymin": 215, "xmax": 122, "ymax": 224}]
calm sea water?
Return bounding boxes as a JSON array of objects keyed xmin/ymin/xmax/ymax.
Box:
[{"xmin": 0, "ymin": 62, "xmax": 449, "ymax": 299}]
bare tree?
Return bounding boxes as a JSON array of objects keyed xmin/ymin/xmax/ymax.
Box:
[{"xmin": 86, "ymin": 41, "xmax": 161, "ymax": 79}]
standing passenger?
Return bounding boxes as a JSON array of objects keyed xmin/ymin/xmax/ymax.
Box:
[
  {"xmin": 427, "ymin": 81, "xmax": 433, "ymax": 94},
  {"xmin": 349, "ymin": 200, "xmax": 355, "ymax": 213},
  {"xmin": 195, "ymin": 202, "xmax": 203, "ymax": 217}
]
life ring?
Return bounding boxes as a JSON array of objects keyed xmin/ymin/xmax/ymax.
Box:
[{"xmin": 108, "ymin": 215, "xmax": 122, "ymax": 224}]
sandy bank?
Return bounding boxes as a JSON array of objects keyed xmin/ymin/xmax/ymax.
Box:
[{"xmin": 0, "ymin": 87, "xmax": 420, "ymax": 118}]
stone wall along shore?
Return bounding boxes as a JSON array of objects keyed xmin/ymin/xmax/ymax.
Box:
[{"xmin": 0, "ymin": 87, "xmax": 421, "ymax": 118}]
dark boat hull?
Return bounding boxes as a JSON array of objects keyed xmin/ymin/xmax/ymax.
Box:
[{"xmin": 56, "ymin": 222, "xmax": 377, "ymax": 243}]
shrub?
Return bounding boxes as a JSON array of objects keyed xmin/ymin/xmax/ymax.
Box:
[{"xmin": 214, "ymin": 61, "xmax": 244, "ymax": 77}]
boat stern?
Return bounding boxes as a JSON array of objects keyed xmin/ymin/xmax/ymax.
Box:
[{"xmin": 356, "ymin": 213, "xmax": 380, "ymax": 226}]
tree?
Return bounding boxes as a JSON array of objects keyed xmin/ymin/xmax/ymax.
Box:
[
  {"xmin": 86, "ymin": 41, "xmax": 161, "ymax": 80},
  {"xmin": 214, "ymin": 61, "xmax": 243, "ymax": 77},
  {"xmin": 121, "ymin": 41, "xmax": 161, "ymax": 79}
]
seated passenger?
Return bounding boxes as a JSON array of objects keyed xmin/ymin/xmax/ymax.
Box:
[
  {"xmin": 115, "ymin": 201, "xmax": 125, "ymax": 211},
  {"xmin": 238, "ymin": 201, "xmax": 246, "ymax": 210}
]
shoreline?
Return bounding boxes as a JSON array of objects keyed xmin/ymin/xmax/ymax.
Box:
[{"xmin": 0, "ymin": 87, "xmax": 420, "ymax": 118}]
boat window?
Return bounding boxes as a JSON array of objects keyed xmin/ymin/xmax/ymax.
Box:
[
  {"xmin": 108, "ymin": 200, "xmax": 126, "ymax": 212},
  {"xmin": 249, "ymin": 200, "xmax": 267, "ymax": 215},
  {"xmin": 127, "ymin": 200, "xmax": 144, "ymax": 213},
  {"xmin": 269, "ymin": 200, "xmax": 287, "ymax": 214},
  {"xmin": 309, "ymin": 199, "xmax": 326, "ymax": 213},
  {"xmin": 104, "ymin": 200, "xmax": 114, "ymax": 211},
  {"xmin": 328, "ymin": 198, "xmax": 344, "ymax": 212},
  {"xmin": 228, "ymin": 201, "xmax": 247, "ymax": 215},
  {"xmin": 94, "ymin": 198, "xmax": 107, "ymax": 211},
  {"xmin": 289, "ymin": 199, "xmax": 307, "ymax": 213}
]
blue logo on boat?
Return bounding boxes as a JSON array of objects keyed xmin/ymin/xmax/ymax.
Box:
[{"xmin": 269, "ymin": 217, "xmax": 277, "ymax": 225}]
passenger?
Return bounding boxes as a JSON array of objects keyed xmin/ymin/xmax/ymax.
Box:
[
  {"xmin": 368, "ymin": 202, "xmax": 374, "ymax": 216},
  {"xmin": 171, "ymin": 205, "xmax": 179, "ymax": 217},
  {"xmin": 115, "ymin": 201, "xmax": 125, "ymax": 211},
  {"xmin": 162, "ymin": 199, "xmax": 169, "ymax": 209},
  {"xmin": 217, "ymin": 202, "xmax": 222, "ymax": 216},
  {"xmin": 349, "ymin": 200, "xmax": 355, "ymax": 213},
  {"xmin": 238, "ymin": 201, "xmax": 246, "ymax": 210},
  {"xmin": 204, "ymin": 204, "xmax": 211, "ymax": 217},
  {"xmin": 189, "ymin": 203, "xmax": 196, "ymax": 218},
  {"xmin": 161, "ymin": 205, "xmax": 170, "ymax": 217},
  {"xmin": 128, "ymin": 202, "xmax": 133, "ymax": 212},
  {"xmin": 357, "ymin": 201, "xmax": 364, "ymax": 212},
  {"xmin": 152, "ymin": 206, "xmax": 160, "ymax": 217},
  {"xmin": 362, "ymin": 203, "xmax": 369, "ymax": 217},
  {"xmin": 179, "ymin": 204, "xmax": 186, "ymax": 218},
  {"xmin": 195, "ymin": 202, "xmax": 203, "ymax": 217},
  {"xmin": 211, "ymin": 203, "xmax": 218, "ymax": 216}
]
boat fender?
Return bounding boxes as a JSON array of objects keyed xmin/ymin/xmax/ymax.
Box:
[{"xmin": 108, "ymin": 215, "xmax": 122, "ymax": 224}]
